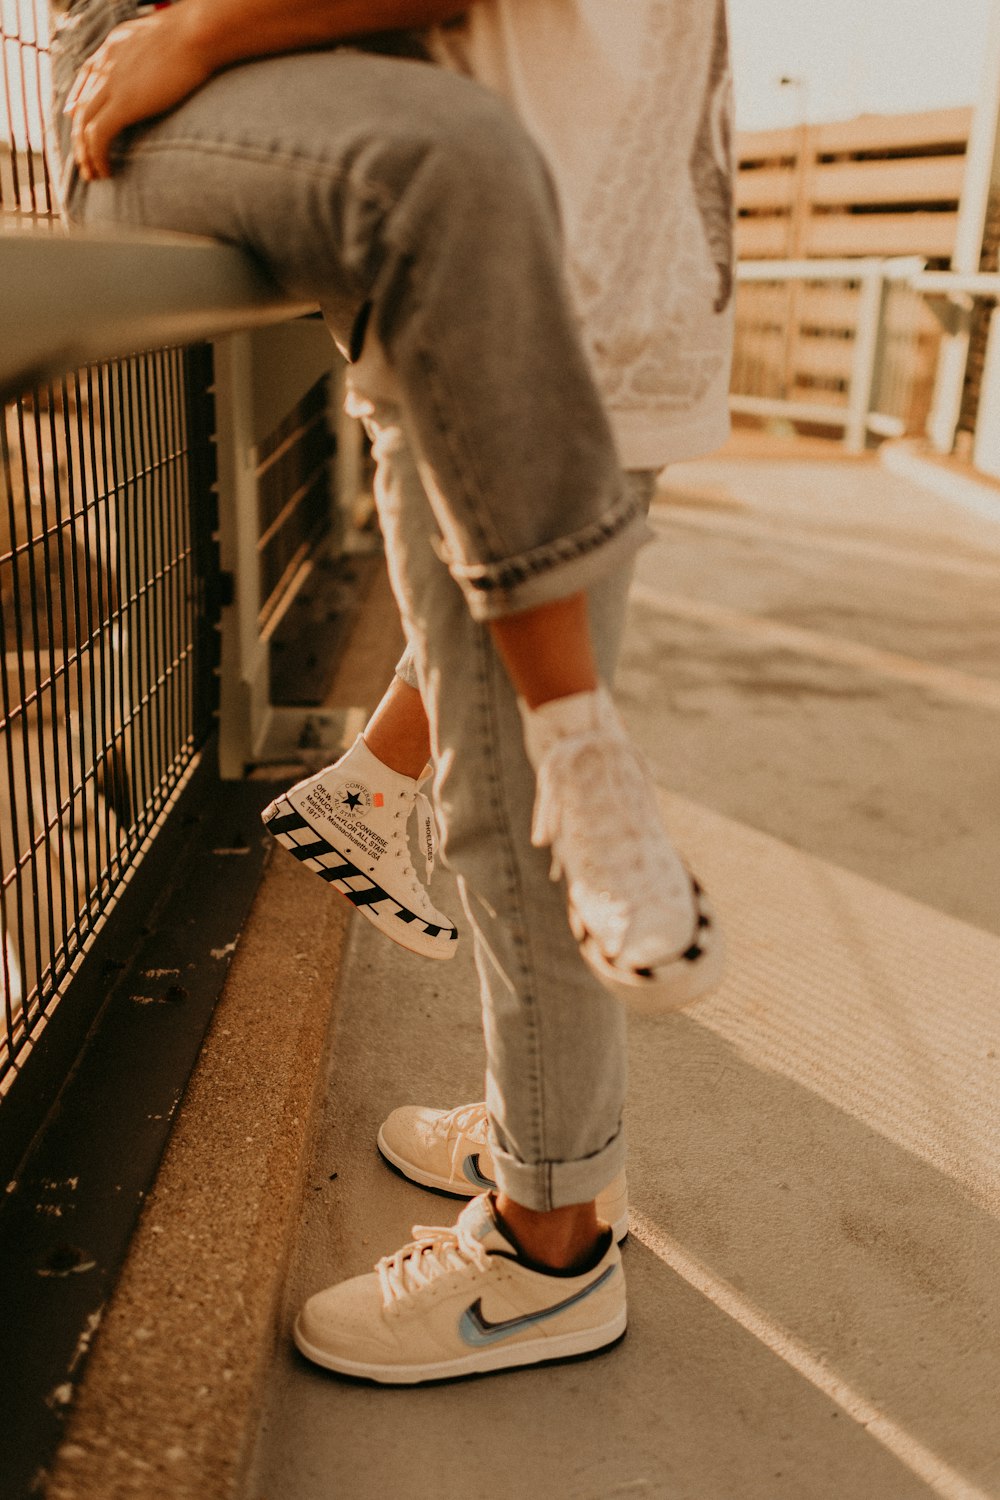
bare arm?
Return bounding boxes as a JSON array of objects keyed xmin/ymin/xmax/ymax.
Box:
[
  {"xmin": 180, "ymin": 0, "xmax": 465, "ymax": 69},
  {"xmin": 66, "ymin": 0, "xmax": 467, "ymax": 182}
]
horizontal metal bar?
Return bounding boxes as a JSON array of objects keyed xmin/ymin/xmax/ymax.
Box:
[
  {"xmin": 0, "ymin": 226, "xmax": 314, "ymax": 400},
  {"xmin": 910, "ymin": 270, "xmax": 1000, "ymax": 298},
  {"xmin": 730, "ymin": 394, "xmax": 849, "ymax": 427},
  {"xmin": 737, "ymin": 256, "xmax": 925, "ymax": 284},
  {"xmin": 730, "ymin": 393, "xmax": 907, "ymax": 440}
]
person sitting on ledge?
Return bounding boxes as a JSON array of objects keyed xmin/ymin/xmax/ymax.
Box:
[{"xmin": 55, "ymin": 0, "xmax": 734, "ymax": 1383}]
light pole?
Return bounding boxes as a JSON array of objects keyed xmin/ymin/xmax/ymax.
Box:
[{"xmin": 778, "ymin": 75, "xmax": 811, "ymax": 401}]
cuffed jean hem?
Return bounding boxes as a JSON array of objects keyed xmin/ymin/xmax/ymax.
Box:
[
  {"xmin": 488, "ymin": 1127, "xmax": 627, "ymax": 1212},
  {"xmin": 443, "ymin": 505, "xmax": 652, "ymax": 623}
]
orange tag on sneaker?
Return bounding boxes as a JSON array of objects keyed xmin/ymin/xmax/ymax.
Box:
[{"xmin": 373, "ymin": 793, "xmax": 384, "ymax": 807}]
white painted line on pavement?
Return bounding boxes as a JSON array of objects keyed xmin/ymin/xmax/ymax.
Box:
[
  {"xmin": 631, "ymin": 1209, "xmax": 994, "ymax": 1500},
  {"xmin": 651, "ymin": 505, "xmax": 1000, "ymax": 582},
  {"xmin": 629, "ymin": 585, "xmax": 1000, "ymax": 713}
]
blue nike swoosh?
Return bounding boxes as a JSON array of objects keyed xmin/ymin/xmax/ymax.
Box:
[
  {"xmin": 458, "ymin": 1263, "xmax": 617, "ymax": 1347},
  {"xmin": 461, "ymin": 1153, "xmax": 497, "ymax": 1192}
]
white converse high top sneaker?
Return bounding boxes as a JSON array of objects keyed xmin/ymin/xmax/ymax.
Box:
[{"xmin": 262, "ymin": 736, "xmax": 458, "ymax": 960}]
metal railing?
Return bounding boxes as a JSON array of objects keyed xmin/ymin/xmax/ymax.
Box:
[
  {"xmin": 732, "ymin": 256, "xmax": 938, "ymax": 450},
  {"xmin": 0, "ymin": 0, "xmax": 54, "ymax": 221},
  {"xmin": 1, "ymin": 348, "xmax": 220, "ymax": 1087},
  {"xmin": 0, "ymin": 8, "xmax": 346, "ymax": 1161}
]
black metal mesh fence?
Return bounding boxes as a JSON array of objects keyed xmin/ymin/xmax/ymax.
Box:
[
  {"xmin": 0, "ymin": 348, "xmax": 220, "ymax": 1090},
  {"xmin": 0, "ymin": 3, "xmax": 218, "ymax": 1096},
  {"xmin": 1, "ymin": 6, "xmax": 339, "ymax": 1115}
]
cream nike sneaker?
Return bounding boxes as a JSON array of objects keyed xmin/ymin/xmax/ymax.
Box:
[
  {"xmin": 377, "ymin": 1101, "xmax": 629, "ymax": 1242},
  {"xmin": 262, "ymin": 736, "xmax": 458, "ymax": 960},
  {"xmin": 521, "ymin": 686, "xmax": 723, "ymax": 1013},
  {"xmin": 293, "ymin": 1193, "xmax": 626, "ymax": 1384}
]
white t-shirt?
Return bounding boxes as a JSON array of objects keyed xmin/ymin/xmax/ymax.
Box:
[{"xmin": 430, "ymin": 0, "xmax": 735, "ymax": 469}]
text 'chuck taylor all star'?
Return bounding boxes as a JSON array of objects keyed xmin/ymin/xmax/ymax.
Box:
[
  {"xmin": 262, "ymin": 736, "xmax": 458, "ymax": 960},
  {"xmin": 294, "ymin": 1193, "xmax": 626, "ymax": 1385}
]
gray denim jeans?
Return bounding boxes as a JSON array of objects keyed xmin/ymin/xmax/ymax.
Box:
[
  {"xmin": 356, "ymin": 392, "xmax": 654, "ymax": 1208},
  {"xmin": 50, "ymin": 2, "xmax": 651, "ymax": 1207}
]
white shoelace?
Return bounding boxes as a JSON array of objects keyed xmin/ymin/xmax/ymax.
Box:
[
  {"xmin": 531, "ymin": 730, "xmax": 693, "ymax": 961},
  {"xmin": 376, "ymin": 1220, "xmax": 490, "ymax": 1310},
  {"xmin": 388, "ymin": 786, "xmax": 437, "ymax": 892},
  {"xmin": 429, "ymin": 1102, "xmax": 491, "ymax": 1179},
  {"xmin": 429, "ymin": 1101, "xmax": 489, "ymax": 1143}
]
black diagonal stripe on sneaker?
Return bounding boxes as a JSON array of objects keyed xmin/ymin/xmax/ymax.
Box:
[
  {"xmin": 278, "ymin": 822, "xmax": 457, "ymax": 938},
  {"xmin": 267, "ymin": 810, "xmax": 310, "ymax": 838},
  {"xmin": 340, "ymin": 874, "xmax": 455, "ymax": 938},
  {"xmin": 287, "ymin": 836, "xmax": 336, "ymax": 863},
  {"xmin": 317, "ymin": 860, "xmax": 362, "ymax": 883},
  {"xmin": 346, "ymin": 879, "xmax": 398, "ymax": 911}
]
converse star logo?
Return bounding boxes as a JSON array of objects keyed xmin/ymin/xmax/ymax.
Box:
[{"xmin": 337, "ymin": 782, "xmax": 371, "ymax": 818}]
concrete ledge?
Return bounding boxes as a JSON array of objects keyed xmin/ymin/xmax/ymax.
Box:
[{"xmin": 44, "ymin": 850, "xmax": 349, "ymax": 1500}]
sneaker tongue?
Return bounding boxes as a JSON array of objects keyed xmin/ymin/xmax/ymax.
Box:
[
  {"xmin": 341, "ymin": 734, "xmax": 418, "ymax": 794},
  {"xmin": 520, "ymin": 686, "xmax": 620, "ymax": 766},
  {"xmin": 457, "ymin": 1194, "xmax": 516, "ymax": 1255}
]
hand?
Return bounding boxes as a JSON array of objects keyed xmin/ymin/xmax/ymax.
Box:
[{"xmin": 64, "ymin": 10, "xmax": 213, "ymax": 181}]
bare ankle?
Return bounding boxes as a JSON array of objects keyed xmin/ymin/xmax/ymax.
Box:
[
  {"xmin": 488, "ymin": 593, "xmax": 598, "ymax": 709},
  {"xmin": 495, "ymin": 1193, "xmax": 603, "ymax": 1272},
  {"xmin": 362, "ymin": 677, "xmax": 431, "ymax": 780}
]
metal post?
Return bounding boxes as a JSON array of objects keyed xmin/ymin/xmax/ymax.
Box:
[
  {"xmin": 845, "ymin": 267, "xmax": 885, "ymax": 452},
  {"xmin": 927, "ymin": 0, "xmax": 1000, "ymax": 452},
  {"xmin": 212, "ymin": 332, "xmax": 267, "ymax": 779}
]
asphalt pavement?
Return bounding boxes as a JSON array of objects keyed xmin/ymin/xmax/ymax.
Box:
[{"xmin": 246, "ymin": 442, "xmax": 1000, "ymax": 1500}]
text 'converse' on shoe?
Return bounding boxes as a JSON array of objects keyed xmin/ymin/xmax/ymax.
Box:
[
  {"xmin": 520, "ymin": 686, "xmax": 723, "ymax": 1014},
  {"xmin": 377, "ymin": 1100, "xmax": 629, "ymax": 1242},
  {"xmin": 293, "ymin": 1193, "xmax": 626, "ymax": 1385},
  {"xmin": 261, "ymin": 735, "xmax": 458, "ymax": 960}
]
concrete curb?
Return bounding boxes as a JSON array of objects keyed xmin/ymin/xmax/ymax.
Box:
[
  {"xmin": 42, "ymin": 555, "xmax": 406, "ymax": 1500},
  {"xmin": 44, "ymin": 851, "xmax": 350, "ymax": 1500}
]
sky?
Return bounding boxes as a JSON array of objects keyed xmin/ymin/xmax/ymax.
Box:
[{"xmin": 729, "ymin": 0, "xmax": 996, "ymax": 129}]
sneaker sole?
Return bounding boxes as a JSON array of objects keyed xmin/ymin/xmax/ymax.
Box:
[
  {"xmin": 376, "ymin": 1127, "xmax": 630, "ymax": 1243},
  {"xmin": 574, "ymin": 882, "xmax": 724, "ymax": 1015},
  {"xmin": 292, "ymin": 1308, "xmax": 627, "ymax": 1384},
  {"xmin": 262, "ymin": 794, "xmax": 458, "ymax": 961}
]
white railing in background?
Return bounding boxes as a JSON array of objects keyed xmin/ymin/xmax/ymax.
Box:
[{"xmin": 732, "ymin": 256, "xmax": 936, "ymax": 452}]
